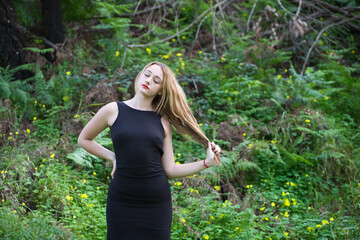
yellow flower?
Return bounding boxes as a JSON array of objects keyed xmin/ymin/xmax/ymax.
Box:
[
  {"xmin": 181, "ymin": 218, "xmax": 186, "ymax": 223},
  {"xmin": 175, "ymin": 162, "xmax": 180, "ymax": 164},
  {"xmin": 87, "ymin": 204, "xmax": 94, "ymax": 207},
  {"xmin": 271, "ymin": 140, "xmax": 275, "ymax": 144},
  {"xmin": 248, "ymin": 84, "xmax": 251, "ymax": 87},
  {"xmin": 250, "ymin": 185, "xmax": 253, "ymax": 188},
  {"xmin": 292, "ymin": 198, "xmax": 297, "ymax": 205},
  {"xmin": 198, "ymin": 51, "xmax": 203, "ymax": 54},
  {"xmin": 73, "ymin": 215, "xmax": 76, "ymax": 219},
  {"xmin": 34, "ymin": 100, "xmax": 37, "ymax": 104},
  {"xmin": 66, "ymin": 195, "xmax": 73, "ymax": 201},
  {"xmin": 284, "ymin": 198, "xmax": 290, "ymax": 207},
  {"xmin": 181, "ymin": 36, "xmax": 186, "ymax": 40},
  {"xmin": 285, "ymin": 69, "xmax": 288, "ymax": 72},
  {"xmin": 319, "ymin": 40, "xmax": 323, "ymax": 45},
  {"xmin": 286, "ymin": 182, "xmax": 289, "ymax": 185},
  {"xmin": 330, "ymin": 217, "xmax": 334, "ymax": 221},
  {"xmin": 243, "ymin": 133, "xmax": 246, "ymax": 137},
  {"xmin": 248, "ymin": 144, "xmax": 252, "ymax": 149},
  {"xmin": 26, "ymin": 129, "xmax": 30, "ymax": 134},
  {"xmin": 264, "ymin": 179, "xmax": 267, "ymax": 182},
  {"xmin": 172, "ymin": 38, "xmax": 176, "ymax": 42},
  {"xmin": 177, "ymin": 153, "xmax": 181, "ymax": 157},
  {"xmin": 82, "ymin": 179, "xmax": 86, "ymax": 183},
  {"xmin": 322, "ymin": 220, "xmax": 329, "ymax": 225},
  {"xmin": 176, "ymin": 53, "xmax": 182, "ymax": 57},
  {"xmin": 73, "ymin": 114, "xmax": 80, "ymax": 118},
  {"xmin": 199, "ymin": 123, "xmax": 203, "ymax": 127},
  {"xmin": 275, "ymin": 216, "xmax": 278, "ymax": 219},
  {"xmin": 93, "ymin": 172, "xmax": 96, "ymax": 175},
  {"xmin": 146, "ymin": 48, "xmax": 151, "ymax": 54},
  {"xmin": 305, "ymin": 119, "xmax": 310, "ymax": 123},
  {"xmin": 203, "ymin": 235, "xmax": 209, "ymax": 240},
  {"xmin": 307, "ymin": 226, "xmax": 313, "ymax": 232},
  {"xmin": 271, "ymin": 202, "xmax": 275, "ymax": 207},
  {"xmin": 174, "ymin": 182, "xmax": 182, "ymax": 186},
  {"xmin": 246, "ymin": 185, "xmax": 250, "ymax": 188},
  {"xmin": 308, "ymin": 206, "xmax": 311, "ymax": 210},
  {"xmin": 323, "ymin": 32, "xmax": 327, "ymax": 36},
  {"xmin": 1, "ymin": 199, "xmax": 4, "ymax": 202},
  {"xmin": 97, "ymin": 187, "xmax": 100, "ymax": 190},
  {"xmin": 284, "ymin": 232, "xmax": 288, "ymax": 237},
  {"xmin": 80, "ymin": 194, "xmax": 88, "ymax": 198},
  {"xmin": 40, "ymin": 165, "xmax": 44, "ymax": 167},
  {"xmin": 42, "ymin": 105, "xmax": 45, "ymax": 108},
  {"xmin": 316, "ymin": 224, "xmax": 322, "ymax": 228},
  {"xmin": 260, "ymin": 207, "xmax": 265, "ymax": 211},
  {"xmin": 15, "ymin": 132, "xmax": 18, "ymax": 135},
  {"xmin": 228, "ymin": 97, "xmax": 231, "ymax": 101},
  {"xmin": 163, "ymin": 54, "xmax": 169, "ymax": 59},
  {"xmin": 305, "ymin": 174, "xmax": 309, "ymax": 177},
  {"xmin": 234, "ymin": 227, "xmax": 239, "ymax": 231},
  {"xmin": 277, "ymin": 75, "xmax": 282, "ymax": 79},
  {"xmin": 214, "ymin": 186, "xmax": 220, "ymax": 191},
  {"xmin": 325, "ymin": 96, "xmax": 329, "ymax": 100},
  {"xmin": 220, "ymin": 214, "xmax": 224, "ymax": 218},
  {"xmin": 115, "ymin": 51, "xmax": 120, "ymax": 56},
  {"xmin": 221, "ymin": 57, "xmax": 225, "ymax": 61},
  {"xmin": 263, "ymin": 217, "xmax": 269, "ymax": 221},
  {"xmin": 286, "ymin": 96, "xmax": 290, "ymax": 99},
  {"xmin": 181, "ymin": 62, "xmax": 185, "ymax": 67},
  {"xmin": 14, "ymin": 210, "xmax": 17, "ymax": 213},
  {"xmin": 233, "ymin": 91, "xmax": 239, "ymax": 95},
  {"xmin": 66, "ymin": 71, "xmax": 71, "ymax": 75},
  {"xmin": 284, "ymin": 211, "xmax": 289, "ymax": 217},
  {"xmin": 22, "ymin": 202, "xmax": 25, "ymax": 206},
  {"xmin": 210, "ymin": 216, "xmax": 215, "ymax": 220},
  {"xmin": 50, "ymin": 153, "xmax": 55, "ymax": 158},
  {"xmin": 289, "ymin": 75, "xmax": 292, "ymax": 79}
]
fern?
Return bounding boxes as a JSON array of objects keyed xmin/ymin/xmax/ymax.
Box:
[
  {"xmin": 67, "ymin": 128, "xmax": 113, "ymax": 168},
  {"xmin": 202, "ymin": 147, "xmax": 261, "ymax": 184},
  {"xmin": 23, "ymin": 47, "xmax": 54, "ymax": 54},
  {"xmin": 0, "ymin": 207, "xmax": 76, "ymax": 239}
]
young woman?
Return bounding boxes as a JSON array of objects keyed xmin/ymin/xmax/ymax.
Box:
[{"xmin": 78, "ymin": 61, "xmax": 221, "ymax": 240}]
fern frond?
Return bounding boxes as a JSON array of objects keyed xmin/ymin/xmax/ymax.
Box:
[{"xmin": 23, "ymin": 47, "xmax": 54, "ymax": 54}]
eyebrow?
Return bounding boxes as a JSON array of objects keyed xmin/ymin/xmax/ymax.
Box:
[{"xmin": 145, "ymin": 70, "xmax": 162, "ymax": 82}]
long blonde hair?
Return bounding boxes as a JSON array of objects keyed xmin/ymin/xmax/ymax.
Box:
[{"xmin": 134, "ymin": 61, "xmax": 221, "ymax": 165}]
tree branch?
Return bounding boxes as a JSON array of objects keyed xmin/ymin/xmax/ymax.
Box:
[
  {"xmin": 300, "ymin": 16, "xmax": 360, "ymax": 76},
  {"xmin": 126, "ymin": 0, "xmax": 231, "ymax": 48}
]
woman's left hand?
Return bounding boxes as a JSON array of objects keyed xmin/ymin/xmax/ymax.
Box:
[{"xmin": 205, "ymin": 142, "xmax": 221, "ymax": 167}]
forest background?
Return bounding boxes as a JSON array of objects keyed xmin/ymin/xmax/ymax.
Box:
[{"xmin": 0, "ymin": 0, "xmax": 360, "ymax": 239}]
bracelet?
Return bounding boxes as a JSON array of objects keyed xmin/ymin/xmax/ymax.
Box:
[{"xmin": 203, "ymin": 159, "xmax": 208, "ymax": 168}]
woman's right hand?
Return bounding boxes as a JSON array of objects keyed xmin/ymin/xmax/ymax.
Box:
[{"xmin": 111, "ymin": 158, "xmax": 116, "ymax": 179}]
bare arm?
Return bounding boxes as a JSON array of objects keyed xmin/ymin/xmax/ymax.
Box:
[
  {"xmin": 78, "ymin": 102, "xmax": 118, "ymax": 178},
  {"xmin": 160, "ymin": 117, "xmax": 220, "ymax": 179}
]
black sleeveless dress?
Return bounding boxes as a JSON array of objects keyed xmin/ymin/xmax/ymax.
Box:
[{"xmin": 106, "ymin": 101, "xmax": 172, "ymax": 240}]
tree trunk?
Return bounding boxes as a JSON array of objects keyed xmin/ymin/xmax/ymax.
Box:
[
  {"xmin": 0, "ymin": 0, "xmax": 30, "ymax": 80},
  {"xmin": 41, "ymin": 0, "xmax": 65, "ymax": 62}
]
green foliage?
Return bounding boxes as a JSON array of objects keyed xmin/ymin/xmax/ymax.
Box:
[
  {"xmin": 1, "ymin": 0, "xmax": 360, "ymax": 239},
  {"xmin": 0, "ymin": 207, "xmax": 76, "ymax": 239}
]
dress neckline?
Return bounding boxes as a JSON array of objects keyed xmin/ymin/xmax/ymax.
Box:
[{"xmin": 121, "ymin": 101, "xmax": 157, "ymax": 113}]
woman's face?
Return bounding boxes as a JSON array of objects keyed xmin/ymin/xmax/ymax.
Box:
[{"xmin": 137, "ymin": 64, "xmax": 164, "ymax": 97}]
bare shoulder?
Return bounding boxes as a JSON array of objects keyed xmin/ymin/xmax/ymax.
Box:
[
  {"xmin": 97, "ymin": 101, "xmax": 118, "ymax": 126},
  {"xmin": 161, "ymin": 116, "xmax": 172, "ymax": 137}
]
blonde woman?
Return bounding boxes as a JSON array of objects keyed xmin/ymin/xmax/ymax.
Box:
[{"xmin": 78, "ymin": 61, "xmax": 221, "ymax": 240}]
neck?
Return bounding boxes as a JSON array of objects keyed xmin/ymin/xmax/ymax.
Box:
[{"xmin": 128, "ymin": 93, "xmax": 155, "ymax": 111}]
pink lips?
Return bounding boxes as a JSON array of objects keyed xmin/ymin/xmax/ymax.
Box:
[{"xmin": 141, "ymin": 84, "xmax": 149, "ymax": 89}]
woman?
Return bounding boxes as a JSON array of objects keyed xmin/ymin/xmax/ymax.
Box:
[{"xmin": 78, "ymin": 61, "xmax": 221, "ymax": 239}]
